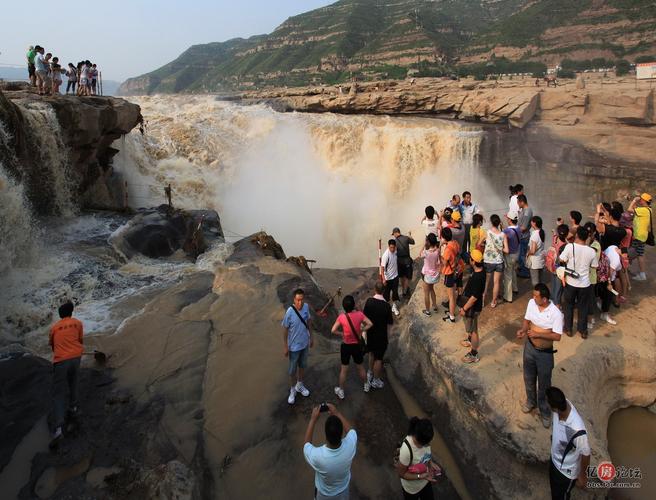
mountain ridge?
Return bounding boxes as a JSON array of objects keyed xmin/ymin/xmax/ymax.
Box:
[{"xmin": 119, "ymin": 0, "xmax": 656, "ymax": 95}]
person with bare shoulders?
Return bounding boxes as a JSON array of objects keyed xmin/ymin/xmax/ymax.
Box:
[{"xmin": 517, "ymin": 283, "xmax": 563, "ymax": 428}]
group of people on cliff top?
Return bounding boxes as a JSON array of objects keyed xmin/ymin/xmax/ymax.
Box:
[
  {"xmin": 26, "ymin": 45, "xmax": 99, "ymax": 96},
  {"xmin": 279, "ymin": 185, "xmax": 651, "ymax": 499}
]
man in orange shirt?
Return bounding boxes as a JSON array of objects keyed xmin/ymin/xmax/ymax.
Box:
[
  {"xmin": 49, "ymin": 301, "xmax": 84, "ymax": 444},
  {"xmin": 441, "ymin": 227, "xmax": 461, "ymax": 323}
]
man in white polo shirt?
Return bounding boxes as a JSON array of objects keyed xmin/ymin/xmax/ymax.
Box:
[
  {"xmin": 517, "ymin": 283, "xmax": 564, "ymax": 428},
  {"xmin": 559, "ymin": 226, "xmax": 598, "ymax": 339},
  {"xmin": 546, "ymin": 387, "xmax": 591, "ymax": 500},
  {"xmin": 380, "ymin": 239, "xmax": 400, "ymax": 316}
]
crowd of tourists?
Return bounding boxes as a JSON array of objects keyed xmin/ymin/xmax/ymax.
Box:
[
  {"xmin": 47, "ymin": 183, "xmax": 651, "ymax": 499},
  {"xmin": 26, "ymin": 45, "xmax": 99, "ymax": 96}
]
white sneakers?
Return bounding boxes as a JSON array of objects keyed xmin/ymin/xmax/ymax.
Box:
[
  {"xmin": 367, "ymin": 370, "xmax": 373, "ymax": 383},
  {"xmin": 600, "ymin": 313, "xmax": 617, "ymax": 325},
  {"xmin": 371, "ymin": 378, "xmax": 384, "ymax": 389},
  {"xmin": 334, "ymin": 386, "xmax": 345, "ymax": 399},
  {"xmin": 392, "ymin": 303, "xmax": 400, "ymax": 316},
  {"xmin": 288, "ymin": 382, "xmax": 310, "ymax": 404},
  {"xmin": 632, "ymin": 272, "xmax": 647, "ymax": 281}
]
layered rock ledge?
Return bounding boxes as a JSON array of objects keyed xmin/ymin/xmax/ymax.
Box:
[
  {"xmin": 241, "ymin": 77, "xmax": 656, "ymax": 167},
  {"xmin": 0, "ymin": 85, "xmax": 141, "ymax": 213}
]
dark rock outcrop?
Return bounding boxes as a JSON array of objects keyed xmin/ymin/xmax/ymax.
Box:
[
  {"xmin": 109, "ymin": 205, "xmax": 223, "ymax": 259},
  {"xmin": 0, "ymin": 87, "xmax": 141, "ymax": 214}
]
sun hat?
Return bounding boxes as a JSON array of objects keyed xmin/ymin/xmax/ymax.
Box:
[
  {"xmin": 470, "ymin": 249, "xmax": 483, "ymax": 263},
  {"xmin": 506, "ymin": 211, "xmax": 518, "ymax": 221},
  {"xmin": 451, "ymin": 211, "xmax": 461, "ymax": 222}
]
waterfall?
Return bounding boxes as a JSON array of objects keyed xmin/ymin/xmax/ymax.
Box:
[
  {"xmin": 15, "ymin": 101, "xmax": 75, "ymax": 216},
  {"xmin": 113, "ymin": 96, "xmax": 492, "ymax": 267}
]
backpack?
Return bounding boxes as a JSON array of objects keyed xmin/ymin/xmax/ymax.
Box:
[{"xmin": 597, "ymin": 250, "xmax": 611, "ymax": 283}]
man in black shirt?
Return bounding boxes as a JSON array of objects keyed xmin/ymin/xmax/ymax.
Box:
[
  {"xmin": 393, "ymin": 227, "xmax": 415, "ymax": 297},
  {"xmin": 363, "ymin": 281, "xmax": 394, "ymax": 388},
  {"xmin": 460, "ymin": 249, "xmax": 486, "ymax": 363},
  {"xmin": 596, "ymin": 206, "xmax": 626, "ymax": 250}
]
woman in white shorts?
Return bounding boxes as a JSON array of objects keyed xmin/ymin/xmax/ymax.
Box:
[{"xmin": 420, "ymin": 233, "xmax": 440, "ymax": 316}]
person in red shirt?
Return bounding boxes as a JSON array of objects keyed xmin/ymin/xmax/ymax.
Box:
[
  {"xmin": 441, "ymin": 227, "xmax": 461, "ymax": 322},
  {"xmin": 49, "ymin": 301, "xmax": 84, "ymax": 444},
  {"xmin": 331, "ymin": 295, "xmax": 373, "ymax": 400}
]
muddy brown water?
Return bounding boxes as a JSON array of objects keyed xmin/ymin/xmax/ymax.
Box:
[{"xmin": 607, "ymin": 406, "xmax": 656, "ymax": 500}]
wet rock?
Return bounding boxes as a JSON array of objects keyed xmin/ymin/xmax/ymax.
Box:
[
  {"xmin": 109, "ymin": 206, "xmax": 223, "ymax": 259},
  {"xmin": 140, "ymin": 460, "xmax": 195, "ymax": 500},
  {"xmin": 227, "ymin": 231, "xmax": 286, "ymax": 264}
]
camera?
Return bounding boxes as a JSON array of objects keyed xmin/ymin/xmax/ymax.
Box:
[
  {"xmin": 563, "ymin": 268, "xmax": 580, "ymax": 279},
  {"xmin": 319, "ymin": 402, "xmax": 329, "ymax": 413}
]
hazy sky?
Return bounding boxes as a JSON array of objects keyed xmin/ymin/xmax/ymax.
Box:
[{"xmin": 1, "ymin": 0, "xmax": 334, "ymax": 82}]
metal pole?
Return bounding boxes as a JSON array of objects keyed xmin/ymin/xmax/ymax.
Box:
[{"xmin": 378, "ymin": 238, "xmax": 383, "ymax": 281}]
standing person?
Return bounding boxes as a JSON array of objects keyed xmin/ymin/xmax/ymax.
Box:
[
  {"xmin": 50, "ymin": 57, "xmax": 64, "ymax": 95},
  {"xmin": 396, "ymin": 417, "xmax": 441, "ymax": 500},
  {"xmin": 469, "ymin": 213, "xmax": 486, "ymax": 255},
  {"xmin": 583, "ymin": 222, "xmax": 602, "ymax": 331},
  {"xmin": 381, "ymin": 239, "xmax": 400, "ymax": 316},
  {"xmin": 508, "ymin": 184, "xmax": 523, "ymax": 215},
  {"xmin": 304, "ymin": 403, "xmax": 357, "ymax": 500},
  {"xmin": 393, "ymin": 227, "xmax": 415, "ymax": 298},
  {"xmin": 596, "ymin": 205, "xmax": 626, "ymax": 251},
  {"xmin": 281, "ymin": 288, "xmax": 313, "ymax": 405},
  {"xmin": 517, "ymin": 194, "xmax": 534, "ymax": 278},
  {"xmin": 448, "ymin": 211, "xmax": 466, "ymax": 255},
  {"xmin": 516, "ymin": 284, "xmax": 563, "ymax": 428},
  {"xmin": 65, "ymin": 63, "xmax": 77, "ymax": 94},
  {"xmin": 567, "ymin": 211, "xmax": 582, "ymax": 242},
  {"xmin": 459, "ymin": 249, "xmax": 486, "ymax": 363},
  {"xmin": 363, "ymin": 282, "xmax": 393, "ymax": 389},
  {"xmin": 502, "ymin": 212, "xmax": 521, "ymax": 303},
  {"xmin": 331, "ymin": 295, "xmax": 373, "ymax": 399},
  {"xmin": 440, "ymin": 227, "xmax": 460, "ymax": 323},
  {"xmin": 482, "ymin": 214, "xmax": 508, "ymax": 308},
  {"xmin": 446, "ymin": 194, "xmax": 461, "ymax": 213},
  {"xmin": 419, "ymin": 233, "xmax": 440, "ymax": 316},
  {"xmin": 91, "ymin": 64, "xmax": 98, "ymax": 95},
  {"xmin": 34, "ymin": 46, "xmax": 48, "ymax": 95},
  {"xmin": 559, "ymin": 227, "xmax": 599, "ymax": 339},
  {"xmin": 628, "ymin": 193, "xmax": 652, "ymax": 281},
  {"xmin": 527, "ymin": 216, "xmax": 546, "ymax": 286},
  {"xmin": 617, "ymin": 212, "xmax": 633, "ymax": 301},
  {"xmin": 546, "ymin": 387, "xmax": 591, "ymax": 500},
  {"xmin": 49, "ymin": 301, "xmax": 84, "ymax": 446},
  {"xmin": 460, "ymin": 191, "xmax": 481, "ymax": 258},
  {"xmin": 546, "ymin": 224, "xmax": 570, "ymax": 308},
  {"xmin": 43, "ymin": 53, "xmax": 53, "ymax": 95},
  {"xmin": 598, "ymin": 245, "xmax": 622, "ymax": 326},
  {"xmin": 421, "ymin": 206, "xmax": 439, "ymax": 237},
  {"xmin": 27, "ymin": 45, "xmax": 36, "ymax": 86}
]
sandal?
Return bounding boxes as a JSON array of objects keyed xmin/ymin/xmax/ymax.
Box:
[{"xmin": 490, "ymin": 301, "xmax": 498, "ymax": 308}]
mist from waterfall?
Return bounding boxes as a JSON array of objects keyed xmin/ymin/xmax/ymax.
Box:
[{"xmin": 114, "ymin": 96, "xmax": 504, "ymax": 267}]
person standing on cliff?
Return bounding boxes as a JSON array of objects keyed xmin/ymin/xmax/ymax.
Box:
[
  {"xmin": 393, "ymin": 228, "xmax": 415, "ymax": 298},
  {"xmin": 363, "ymin": 281, "xmax": 393, "ymax": 388},
  {"xmin": 381, "ymin": 239, "xmax": 400, "ymax": 316},
  {"xmin": 421, "ymin": 206, "xmax": 439, "ymax": 237},
  {"xmin": 34, "ymin": 46, "xmax": 48, "ymax": 95},
  {"xmin": 628, "ymin": 193, "xmax": 652, "ymax": 281},
  {"xmin": 459, "ymin": 191, "xmax": 481, "ymax": 259},
  {"xmin": 26, "ymin": 45, "xmax": 37, "ymax": 86},
  {"xmin": 281, "ymin": 288, "xmax": 313, "ymax": 405},
  {"xmin": 459, "ymin": 249, "xmax": 486, "ymax": 363},
  {"xmin": 517, "ymin": 283, "xmax": 563, "ymax": 428},
  {"xmin": 516, "ymin": 194, "xmax": 533, "ymax": 278},
  {"xmin": 502, "ymin": 212, "xmax": 521, "ymax": 303},
  {"xmin": 49, "ymin": 301, "xmax": 84, "ymax": 448},
  {"xmin": 546, "ymin": 387, "xmax": 591, "ymax": 499}
]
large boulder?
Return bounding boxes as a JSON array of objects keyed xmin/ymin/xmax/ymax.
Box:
[{"xmin": 109, "ymin": 205, "xmax": 223, "ymax": 259}]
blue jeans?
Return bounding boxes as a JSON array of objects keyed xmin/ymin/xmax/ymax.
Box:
[
  {"xmin": 517, "ymin": 238, "xmax": 530, "ymax": 277},
  {"xmin": 288, "ymin": 347, "xmax": 308, "ymax": 375},
  {"xmin": 551, "ymin": 273, "xmax": 563, "ymax": 307}
]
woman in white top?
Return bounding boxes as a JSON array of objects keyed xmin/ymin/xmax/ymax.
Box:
[
  {"xmin": 396, "ymin": 417, "xmax": 441, "ymax": 499},
  {"xmin": 421, "ymin": 205, "xmax": 439, "ymax": 237},
  {"xmin": 508, "ymin": 184, "xmax": 523, "ymax": 215},
  {"xmin": 420, "ymin": 233, "xmax": 440, "ymax": 316},
  {"xmin": 527, "ymin": 216, "xmax": 546, "ymax": 286},
  {"xmin": 482, "ymin": 214, "xmax": 509, "ymax": 308}
]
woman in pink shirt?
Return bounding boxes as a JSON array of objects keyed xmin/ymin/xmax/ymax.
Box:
[
  {"xmin": 331, "ymin": 295, "xmax": 373, "ymax": 400},
  {"xmin": 420, "ymin": 233, "xmax": 440, "ymax": 316}
]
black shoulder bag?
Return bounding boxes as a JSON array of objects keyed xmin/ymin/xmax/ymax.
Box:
[
  {"xmin": 646, "ymin": 208, "xmax": 654, "ymax": 246},
  {"xmin": 291, "ymin": 306, "xmax": 309, "ymax": 332},
  {"xmin": 560, "ymin": 429, "xmax": 587, "ymax": 469},
  {"xmin": 345, "ymin": 312, "xmax": 366, "ymax": 353}
]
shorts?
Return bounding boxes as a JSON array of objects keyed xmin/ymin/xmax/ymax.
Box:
[
  {"xmin": 288, "ymin": 347, "xmax": 308, "ymax": 375},
  {"xmin": 464, "ymin": 312, "xmax": 480, "ymax": 334},
  {"xmin": 28, "ymin": 63, "xmax": 36, "ymax": 77},
  {"xmin": 444, "ymin": 273, "xmax": 462, "ymax": 288},
  {"xmin": 423, "ymin": 273, "xmax": 439, "ymax": 285},
  {"xmin": 340, "ymin": 343, "xmax": 364, "ymax": 365},
  {"xmin": 632, "ymin": 239, "xmax": 645, "ymax": 257},
  {"xmin": 484, "ymin": 262, "xmax": 504, "ymax": 274},
  {"xmin": 398, "ymin": 261, "xmax": 413, "ymax": 280},
  {"xmin": 36, "ymin": 70, "xmax": 47, "ymax": 82},
  {"xmin": 367, "ymin": 334, "xmax": 388, "ymax": 361}
]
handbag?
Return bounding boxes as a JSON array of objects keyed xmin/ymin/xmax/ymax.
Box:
[
  {"xmin": 345, "ymin": 312, "xmax": 366, "ymax": 353},
  {"xmin": 646, "ymin": 208, "xmax": 654, "ymax": 246}
]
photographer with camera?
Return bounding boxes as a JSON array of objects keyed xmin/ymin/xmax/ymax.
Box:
[
  {"xmin": 559, "ymin": 226, "xmax": 599, "ymax": 339},
  {"xmin": 304, "ymin": 403, "xmax": 357, "ymax": 500}
]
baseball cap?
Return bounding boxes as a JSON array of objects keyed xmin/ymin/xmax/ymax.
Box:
[
  {"xmin": 507, "ymin": 211, "xmax": 518, "ymax": 221},
  {"xmin": 451, "ymin": 211, "xmax": 461, "ymax": 222},
  {"xmin": 641, "ymin": 193, "xmax": 652, "ymax": 203},
  {"xmin": 392, "ymin": 227, "xmax": 401, "ymax": 234},
  {"xmin": 470, "ymin": 249, "xmax": 483, "ymax": 263}
]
